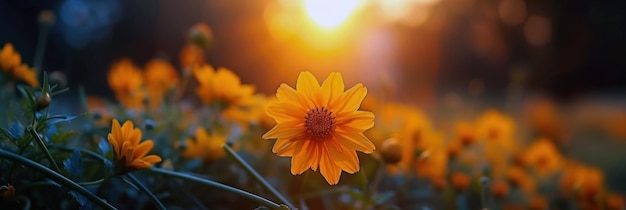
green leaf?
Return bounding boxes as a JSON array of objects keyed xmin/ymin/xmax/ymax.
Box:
[
  {"xmin": 44, "ymin": 114, "xmax": 78, "ymax": 126},
  {"xmin": 51, "ymin": 130, "xmax": 80, "ymax": 144},
  {"xmin": 8, "ymin": 121, "xmax": 24, "ymax": 138},
  {"xmin": 63, "ymin": 150, "xmax": 83, "ymax": 180}
]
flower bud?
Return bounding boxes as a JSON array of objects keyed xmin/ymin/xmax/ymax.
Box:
[
  {"xmin": 36, "ymin": 92, "xmax": 52, "ymax": 111},
  {"xmin": 380, "ymin": 138, "xmax": 402, "ymax": 164}
]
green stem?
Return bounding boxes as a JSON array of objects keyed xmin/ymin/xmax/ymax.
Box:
[
  {"xmin": 126, "ymin": 173, "xmax": 166, "ymax": 210},
  {"xmin": 0, "ymin": 148, "xmax": 117, "ymax": 210},
  {"xmin": 223, "ymin": 144, "xmax": 295, "ymax": 209},
  {"xmin": 28, "ymin": 126, "xmax": 61, "ymax": 172},
  {"xmin": 149, "ymin": 167, "xmax": 281, "ymax": 209},
  {"xmin": 33, "ymin": 23, "xmax": 49, "ymax": 74},
  {"xmin": 78, "ymin": 178, "xmax": 106, "ymax": 186}
]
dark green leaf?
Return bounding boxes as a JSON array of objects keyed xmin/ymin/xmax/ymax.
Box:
[
  {"xmin": 51, "ymin": 130, "xmax": 80, "ymax": 144},
  {"xmin": 373, "ymin": 191, "xmax": 395, "ymax": 205},
  {"xmin": 63, "ymin": 150, "xmax": 83, "ymax": 180},
  {"xmin": 8, "ymin": 121, "xmax": 24, "ymax": 138},
  {"xmin": 45, "ymin": 114, "xmax": 78, "ymax": 126}
]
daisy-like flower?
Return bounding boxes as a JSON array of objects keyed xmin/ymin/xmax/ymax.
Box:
[
  {"xmin": 107, "ymin": 59, "xmax": 146, "ymax": 109},
  {"xmin": 144, "ymin": 59, "xmax": 179, "ymax": 109},
  {"xmin": 178, "ymin": 127, "xmax": 226, "ymax": 162},
  {"xmin": 107, "ymin": 119, "xmax": 161, "ymax": 174},
  {"xmin": 262, "ymin": 71, "xmax": 375, "ymax": 185},
  {"xmin": 0, "ymin": 43, "xmax": 21, "ymax": 71}
]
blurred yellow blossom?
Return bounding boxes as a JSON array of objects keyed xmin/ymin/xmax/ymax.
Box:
[
  {"xmin": 476, "ymin": 109, "xmax": 518, "ymax": 177},
  {"xmin": 108, "ymin": 59, "xmax": 146, "ymax": 110},
  {"xmin": 107, "ymin": 119, "xmax": 161, "ymax": 174},
  {"xmin": 262, "ymin": 71, "xmax": 375, "ymax": 185},
  {"xmin": 179, "ymin": 127, "xmax": 226, "ymax": 162},
  {"xmin": 0, "ymin": 43, "xmax": 21, "ymax": 71},
  {"xmin": 144, "ymin": 59, "xmax": 179, "ymax": 109},
  {"xmin": 193, "ymin": 65, "xmax": 256, "ymax": 125},
  {"xmin": 522, "ymin": 138, "xmax": 563, "ymax": 176},
  {"xmin": 12, "ymin": 64, "xmax": 39, "ymax": 87}
]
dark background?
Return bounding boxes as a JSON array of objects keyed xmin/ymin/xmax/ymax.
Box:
[{"xmin": 1, "ymin": 0, "xmax": 625, "ymax": 102}]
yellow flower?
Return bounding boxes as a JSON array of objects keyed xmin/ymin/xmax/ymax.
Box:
[
  {"xmin": 144, "ymin": 59, "xmax": 179, "ymax": 109},
  {"xmin": 107, "ymin": 59, "xmax": 146, "ymax": 109},
  {"xmin": 193, "ymin": 65, "xmax": 256, "ymax": 125},
  {"xmin": 262, "ymin": 71, "xmax": 375, "ymax": 185},
  {"xmin": 107, "ymin": 119, "xmax": 161, "ymax": 174},
  {"xmin": 0, "ymin": 43, "xmax": 21, "ymax": 71},
  {"xmin": 179, "ymin": 127, "xmax": 226, "ymax": 162},
  {"xmin": 12, "ymin": 64, "xmax": 39, "ymax": 87},
  {"xmin": 522, "ymin": 138, "xmax": 562, "ymax": 176},
  {"xmin": 476, "ymin": 109, "xmax": 518, "ymax": 177}
]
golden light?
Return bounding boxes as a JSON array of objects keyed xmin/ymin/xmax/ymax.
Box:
[{"xmin": 304, "ymin": 0, "xmax": 360, "ymax": 29}]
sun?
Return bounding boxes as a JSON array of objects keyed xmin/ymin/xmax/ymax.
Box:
[{"xmin": 304, "ymin": 0, "xmax": 360, "ymax": 29}]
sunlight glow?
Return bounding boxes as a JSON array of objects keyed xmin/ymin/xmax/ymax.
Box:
[{"xmin": 304, "ymin": 0, "xmax": 360, "ymax": 29}]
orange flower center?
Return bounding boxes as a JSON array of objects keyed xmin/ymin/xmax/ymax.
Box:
[{"xmin": 305, "ymin": 106, "xmax": 335, "ymax": 140}]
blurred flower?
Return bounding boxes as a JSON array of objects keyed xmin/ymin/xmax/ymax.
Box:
[
  {"xmin": 262, "ymin": 71, "xmax": 375, "ymax": 185},
  {"xmin": 528, "ymin": 195, "xmax": 548, "ymax": 210},
  {"xmin": 0, "ymin": 43, "xmax": 39, "ymax": 87},
  {"xmin": 491, "ymin": 180, "xmax": 510, "ymax": 199},
  {"xmin": 0, "ymin": 43, "xmax": 21, "ymax": 71},
  {"xmin": 12, "ymin": 64, "xmax": 40, "ymax": 87},
  {"xmin": 455, "ymin": 121, "xmax": 477, "ymax": 147},
  {"xmin": 144, "ymin": 59, "xmax": 179, "ymax": 109},
  {"xmin": 605, "ymin": 194, "xmax": 625, "ymax": 210},
  {"xmin": 476, "ymin": 109, "xmax": 517, "ymax": 177},
  {"xmin": 193, "ymin": 65, "xmax": 256, "ymax": 125},
  {"xmin": 507, "ymin": 166, "xmax": 534, "ymax": 194},
  {"xmin": 188, "ymin": 22, "xmax": 214, "ymax": 49},
  {"xmin": 107, "ymin": 119, "xmax": 161, "ymax": 174},
  {"xmin": 522, "ymin": 138, "xmax": 563, "ymax": 176},
  {"xmin": 365, "ymin": 103, "xmax": 435, "ymax": 176},
  {"xmin": 450, "ymin": 172, "xmax": 471, "ymax": 192},
  {"xmin": 446, "ymin": 140, "xmax": 462, "ymax": 159},
  {"xmin": 525, "ymin": 98, "xmax": 567, "ymax": 143},
  {"xmin": 415, "ymin": 131, "xmax": 448, "ymax": 180},
  {"xmin": 178, "ymin": 127, "xmax": 226, "ymax": 163},
  {"xmin": 86, "ymin": 96, "xmax": 114, "ymax": 127},
  {"xmin": 108, "ymin": 58, "xmax": 145, "ymax": 110},
  {"xmin": 180, "ymin": 44, "xmax": 206, "ymax": 68},
  {"xmin": 559, "ymin": 162, "xmax": 604, "ymax": 205}
]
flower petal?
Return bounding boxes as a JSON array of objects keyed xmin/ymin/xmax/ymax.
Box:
[
  {"xmin": 319, "ymin": 149, "xmax": 342, "ymax": 185},
  {"xmin": 133, "ymin": 140, "xmax": 154, "ymax": 159},
  {"xmin": 295, "ymin": 71, "xmax": 321, "ymax": 105},
  {"xmin": 325, "ymin": 140, "xmax": 359, "ymax": 173},
  {"xmin": 332, "ymin": 84, "xmax": 367, "ymax": 114},
  {"xmin": 320, "ymin": 72, "xmax": 344, "ymax": 107},
  {"xmin": 262, "ymin": 123, "xmax": 306, "ymax": 140},
  {"xmin": 336, "ymin": 111, "xmax": 375, "ymax": 131},
  {"xmin": 334, "ymin": 132, "xmax": 375, "ymax": 153},
  {"xmin": 290, "ymin": 140, "xmax": 310, "ymax": 175}
]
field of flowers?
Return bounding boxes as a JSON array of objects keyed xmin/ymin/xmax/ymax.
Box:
[{"xmin": 1, "ymin": 4, "xmax": 626, "ymax": 210}]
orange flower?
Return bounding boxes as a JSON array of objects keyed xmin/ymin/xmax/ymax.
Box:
[
  {"xmin": 107, "ymin": 59, "xmax": 145, "ymax": 109},
  {"xmin": 178, "ymin": 127, "xmax": 226, "ymax": 162},
  {"xmin": 523, "ymin": 138, "xmax": 562, "ymax": 176},
  {"xmin": 144, "ymin": 59, "xmax": 179, "ymax": 109},
  {"xmin": 193, "ymin": 65, "xmax": 256, "ymax": 127},
  {"xmin": 450, "ymin": 172, "xmax": 471, "ymax": 191},
  {"xmin": 0, "ymin": 43, "xmax": 21, "ymax": 71},
  {"xmin": 262, "ymin": 71, "xmax": 375, "ymax": 185},
  {"xmin": 107, "ymin": 119, "xmax": 161, "ymax": 174},
  {"xmin": 12, "ymin": 64, "xmax": 39, "ymax": 87}
]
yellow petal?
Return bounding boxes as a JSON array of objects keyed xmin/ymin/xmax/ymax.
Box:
[
  {"xmin": 332, "ymin": 84, "xmax": 367, "ymax": 114},
  {"xmin": 107, "ymin": 134, "xmax": 120, "ymax": 158},
  {"xmin": 320, "ymin": 72, "xmax": 344, "ymax": 107},
  {"xmin": 336, "ymin": 111, "xmax": 375, "ymax": 131},
  {"xmin": 133, "ymin": 140, "xmax": 154, "ymax": 159},
  {"xmin": 325, "ymin": 140, "xmax": 359, "ymax": 173},
  {"xmin": 262, "ymin": 123, "xmax": 306, "ymax": 140},
  {"xmin": 266, "ymin": 102, "xmax": 306, "ymax": 123},
  {"xmin": 334, "ymin": 132, "xmax": 375, "ymax": 153},
  {"xmin": 272, "ymin": 139, "xmax": 294, "ymax": 154},
  {"xmin": 142, "ymin": 155, "xmax": 162, "ymax": 164},
  {"xmin": 295, "ymin": 71, "xmax": 320, "ymax": 105},
  {"xmin": 319, "ymin": 149, "xmax": 342, "ymax": 185},
  {"xmin": 276, "ymin": 83, "xmax": 314, "ymax": 109},
  {"xmin": 290, "ymin": 141, "xmax": 309, "ymax": 175}
]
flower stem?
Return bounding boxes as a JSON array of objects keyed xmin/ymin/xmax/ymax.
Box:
[
  {"xmin": 0, "ymin": 148, "xmax": 117, "ymax": 210},
  {"xmin": 126, "ymin": 173, "xmax": 166, "ymax": 210},
  {"xmin": 149, "ymin": 167, "xmax": 282, "ymax": 209},
  {"xmin": 223, "ymin": 144, "xmax": 296, "ymax": 209},
  {"xmin": 28, "ymin": 126, "xmax": 61, "ymax": 172},
  {"xmin": 33, "ymin": 21, "xmax": 49, "ymax": 74},
  {"xmin": 78, "ymin": 178, "xmax": 106, "ymax": 186}
]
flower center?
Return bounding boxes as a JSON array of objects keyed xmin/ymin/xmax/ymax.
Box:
[{"xmin": 305, "ymin": 106, "xmax": 335, "ymax": 140}]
